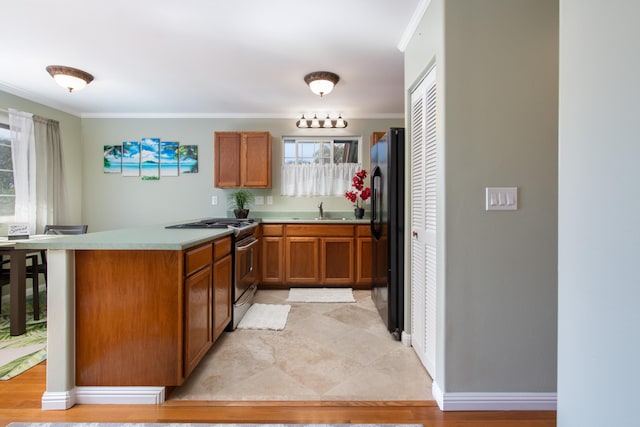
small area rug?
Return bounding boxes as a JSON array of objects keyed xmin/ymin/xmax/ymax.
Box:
[
  {"xmin": 236, "ymin": 303, "xmax": 291, "ymax": 330},
  {"xmin": 287, "ymin": 287, "xmax": 355, "ymax": 303},
  {"xmin": 9, "ymin": 424, "xmax": 421, "ymax": 427},
  {"xmin": 0, "ymin": 290, "xmax": 47, "ymax": 380}
]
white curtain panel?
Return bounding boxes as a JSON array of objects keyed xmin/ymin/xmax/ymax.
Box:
[
  {"xmin": 281, "ymin": 163, "xmax": 361, "ymax": 197},
  {"xmin": 9, "ymin": 109, "xmax": 36, "ymax": 233}
]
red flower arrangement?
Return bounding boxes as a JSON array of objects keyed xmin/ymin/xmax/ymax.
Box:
[{"xmin": 344, "ymin": 169, "xmax": 371, "ymax": 209}]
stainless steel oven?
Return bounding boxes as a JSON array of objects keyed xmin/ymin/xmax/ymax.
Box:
[{"xmin": 233, "ymin": 233, "xmax": 258, "ymax": 328}]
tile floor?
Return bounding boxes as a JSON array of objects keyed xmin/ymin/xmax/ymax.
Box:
[{"xmin": 168, "ymin": 289, "xmax": 433, "ymax": 401}]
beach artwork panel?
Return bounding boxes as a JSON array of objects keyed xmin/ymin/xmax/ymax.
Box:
[
  {"xmin": 160, "ymin": 141, "xmax": 179, "ymax": 177},
  {"xmin": 122, "ymin": 141, "xmax": 141, "ymax": 176},
  {"xmin": 103, "ymin": 145, "xmax": 122, "ymax": 173},
  {"xmin": 179, "ymin": 145, "xmax": 198, "ymax": 174},
  {"xmin": 141, "ymin": 137, "xmax": 160, "ymax": 180}
]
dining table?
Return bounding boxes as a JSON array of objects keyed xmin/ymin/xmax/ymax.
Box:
[{"xmin": 0, "ymin": 235, "xmax": 54, "ymax": 336}]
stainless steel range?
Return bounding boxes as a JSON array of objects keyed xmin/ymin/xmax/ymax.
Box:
[{"xmin": 167, "ymin": 218, "xmax": 259, "ymax": 329}]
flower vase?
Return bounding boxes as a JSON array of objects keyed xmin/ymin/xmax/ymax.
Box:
[{"xmin": 354, "ymin": 207, "xmax": 365, "ymax": 219}]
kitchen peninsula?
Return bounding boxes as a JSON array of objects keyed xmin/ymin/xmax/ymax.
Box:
[{"xmin": 17, "ymin": 224, "xmax": 234, "ymax": 410}]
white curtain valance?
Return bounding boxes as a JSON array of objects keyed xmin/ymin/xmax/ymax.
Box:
[{"xmin": 281, "ymin": 163, "xmax": 361, "ymax": 197}]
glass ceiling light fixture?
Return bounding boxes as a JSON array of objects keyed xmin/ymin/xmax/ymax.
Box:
[
  {"xmin": 304, "ymin": 71, "xmax": 340, "ymax": 97},
  {"xmin": 46, "ymin": 65, "xmax": 94, "ymax": 92},
  {"xmin": 296, "ymin": 113, "xmax": 348, "ymax": 129}
]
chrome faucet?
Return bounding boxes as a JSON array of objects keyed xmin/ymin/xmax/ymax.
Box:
[{"xmin": 318, "ymin": 202, "xmax": 324, "ymax": 219}]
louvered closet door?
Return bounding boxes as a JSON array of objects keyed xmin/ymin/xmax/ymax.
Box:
[{"xmin": 410, "ymin": 67, "xmax": 437, "ymax": 378}]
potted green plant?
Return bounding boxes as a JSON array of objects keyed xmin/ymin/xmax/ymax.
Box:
[{"xmin": 228, "ymin": 188, "xmax": 254, "ymax": 218}]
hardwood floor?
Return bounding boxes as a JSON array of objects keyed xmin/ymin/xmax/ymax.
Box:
[{"xmin": 0, "ymin": 362, "xmax": 556, "ymax": 427}]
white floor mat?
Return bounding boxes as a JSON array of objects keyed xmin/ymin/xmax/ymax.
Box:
[
  {"xmin": 286, "ymin": 287, "xmax": 355, "ymax": 303},
  {"xmin": 236, "ymin": 303, "xmax": 291, "ymax": 331}
]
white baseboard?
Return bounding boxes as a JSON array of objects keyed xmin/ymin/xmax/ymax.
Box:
[
  {"xmin": 74, "ymin": 386, "xmax": 166, "ymax": 405},
  {"xmin": 41, "ymin": 390, "xmax": 76, "ymax": 410},
  {"xmin": 401, "ymin": 330, "xmax": 412, "ymax": 346},
  {"xmin": 432, "ymin": 381, "xmax": 556, "ymax": 411}
]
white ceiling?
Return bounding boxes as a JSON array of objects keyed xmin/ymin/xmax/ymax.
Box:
[{"xmin": 0, "ymin": 0, "xmax": 422, "ymax": 118}]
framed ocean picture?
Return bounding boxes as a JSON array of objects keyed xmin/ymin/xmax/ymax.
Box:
[
  {"xmin": 122, "ymin": 141, "xmax": 141, "ymax": 176},
  {"xmin": 141, "ymin": 137, "xmax": 160, "ymax": 180},
  {"xmin": 160, "ymin": 141, "xmax": 179, "ymax": 177},
  {"xmin": 103, "ymin": 145, "xmax": 122, "ymax": 173},
  {"xmin": 179, "ymin": 145, "xmax": 198, "ymax": 174}
]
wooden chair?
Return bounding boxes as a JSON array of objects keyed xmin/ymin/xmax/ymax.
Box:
[{"xmin": 27, "ymin": 224, "xmax": 88, "ymax": 319}]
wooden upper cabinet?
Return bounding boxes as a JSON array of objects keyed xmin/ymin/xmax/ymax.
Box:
[
  {"xmin": 242, "ymin": 132, "xmax": 272, "ymax": 187},
  {"xmin": 214, "ymin": 132, "xmax": 242, "ymax": 187},
  {"xmin": 214, "ymin": 131, "xmax": 272, "ymax": 188},
  {"xmin": 370, "ymin": 131, "xmax": 386, "ymax": 147}
]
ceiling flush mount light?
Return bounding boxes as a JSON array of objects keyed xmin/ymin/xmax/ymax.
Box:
[
  {"xmin": 304, "ymin": 71, "xmax": 339, "ymax": 97},
  {"xmin": 46, "ymin": 65, "xmax": 94, "ymax": 92},
  {"xmin": 296, "ymin": 113, "xmax": 348, "ymax": 129}
]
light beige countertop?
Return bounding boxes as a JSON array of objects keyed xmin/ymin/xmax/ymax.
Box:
[{"xmin": 15, "ymin": 224, "xmax": 233, "ymax": 251}]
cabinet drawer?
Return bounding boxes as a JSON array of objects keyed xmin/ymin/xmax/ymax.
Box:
[
  {"xmin": 185, "ymin": 243, "xmax": 213, "ymax": 276},
  {"xmin": 356, "ymin": 225, "xmax": 372, "ymax": 237},
  {"xmin": 285, "ymin": 224, "xmax": 354, "ymax": 237},
  {"xmin": 213, "ymin": 236, "xmax": 232, "ymax": 260},
  {"xmin": 262, "ymin": 224, "xmax": 284, "ymax": 236}
]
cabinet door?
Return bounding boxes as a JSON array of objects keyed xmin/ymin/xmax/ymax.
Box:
[
  {"xmin": 214, "ymin": 132, "xmax": 241, "ymax": 188},
  {"xmin": 262, "ymin": 236, "xmax": 284, "ymax": 284},
  {"xmin": 242, "ymin": 132, "xmax": 272, "ymax": 188},
  {"xmin": 356, "ymin": 237, "xmax": 373, "ymax": 287},
  {"xmin": 321, "ymin": 237, "xmax": 355, "ymax": 285},
  {"xmin": 213, "ymin": 254, "xmax": 232, "ymax": 342},
  {"xmin": 285, "ymin": 237, "xmax": 319, "ymax": 283},
  {"xmin": 184, "ymin": 266, "xmax": 213, "ymax": 377}
]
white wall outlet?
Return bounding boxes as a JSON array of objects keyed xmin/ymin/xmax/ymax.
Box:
[
  {"xmin": 485, "ymin": 187, "xmax": 518, "ymax": 211},
  {"xmin": 211, "ymin": 196, "xmax": 218, "ymax": 205},
  {"xmin": 266, "ymin": 196, "xmax": 273, "ymax": 205},
  {"xmin": 255, "ymin": 196, "xmax": 265, "ymax": 205}
]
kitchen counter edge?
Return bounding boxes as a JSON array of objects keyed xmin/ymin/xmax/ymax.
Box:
[{"xmin": 14, "ymin": 225, "xmax": 234, "ymax": 251}]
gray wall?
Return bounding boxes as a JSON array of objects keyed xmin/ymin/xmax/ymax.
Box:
[
  {"xmin": 405, "ymin": 0, "xmax": 558, "ymax": 393},
  {"xmin": 82, "ymin": 117, "xmax": 402, "ymax": 231},
  {"xmin": 557, "ymin": 1, "xmax": 640, "ymax": 425},
  {"xmin": 0, "ymin": 91, "xmax": 83, "ymax": 227}
]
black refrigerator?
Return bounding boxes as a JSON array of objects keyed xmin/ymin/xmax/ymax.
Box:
[{"xmin": 370, "ymin": 127, "xmax": 405, "ymax": 340}]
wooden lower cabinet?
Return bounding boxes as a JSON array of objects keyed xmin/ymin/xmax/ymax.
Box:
[
  {"xmin": 281, "ymin": 225, "xmax": 356, "ymax": 287},
  {"xmin": 259, "ymin": 223, "xmax": 370, "ymax": 289},
  {"xmin": 213, "ymin": 254, "xmax": 232, "ymax": 342},
  {"xmin": 75, "ymin": 235, "xmax": 232, "ymax": 387},
  {"xmin": 321, "ymin": 238, "xmax": 354, "ymax": 284},
  {"xmin": 285, "ymin": 237, "xmax": 320, "ymax": 283},
  {"xmin": 184, "ymin": 264, "xmax": 213, "ymax": 377},
  {"xmin": 262, "ymin": 236, "xmax": 284, "ymax": 284}
]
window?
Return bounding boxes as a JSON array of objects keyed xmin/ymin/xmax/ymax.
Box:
[
  {"xmin": 0, "ymin": 123, "xmax": 15, "ymax": 219},
  {"xmin": 281, "ymin": 136, "xmax": 362, "ymax": 196},
  {"xmin": 283, "ymin": 137, "xmax": 360, "ymax": 164}
]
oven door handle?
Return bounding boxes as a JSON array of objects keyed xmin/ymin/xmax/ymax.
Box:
[
  {"xmin": 236, "ymin": 236, "xmax": 258, "ymax": 274},
  {"xmin": 236, "ymin": 237, "xmax": 258, "ymax": 251}
]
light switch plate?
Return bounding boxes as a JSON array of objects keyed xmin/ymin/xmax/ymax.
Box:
[
  {"xmin": 255, "ymin": 196, "xmax": 265, "ymax": 205},
  {"xmin": 486, "ymin": 187, "xmax": 518, "ymax": 211},
  {"xmin": 266, "ymin": 196, "xmax": 273, "ymax": 205},
  {"xmin": 211, "ymin": 196, "xmax": 218, "ymax": 205}
]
